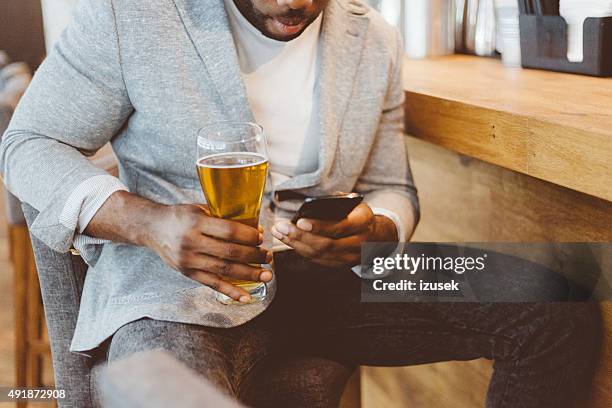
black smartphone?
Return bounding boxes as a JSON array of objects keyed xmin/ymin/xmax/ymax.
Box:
[{"xmin": 291, "ymin": 193, "xmax": 364, "ymax": 224}]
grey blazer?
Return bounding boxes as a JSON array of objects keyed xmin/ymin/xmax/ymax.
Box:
[{"xmin": 0, "ymin": 0, "xmax": 418, "ymax": 352}]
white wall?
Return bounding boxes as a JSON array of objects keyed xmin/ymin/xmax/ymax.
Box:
[{"xmin": 40, "ymin": 0, "xmax": 78, "ymax": 52}]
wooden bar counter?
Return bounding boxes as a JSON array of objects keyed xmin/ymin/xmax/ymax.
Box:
[
  {"xmin": 403, "ymin": 55, "xmax": 611, "ymax": 202},
  {"xmin": 361, "ymin": 55, "xmax": 612, "ymax": 408}
]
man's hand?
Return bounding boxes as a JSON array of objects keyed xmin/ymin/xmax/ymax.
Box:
[
  {"xmin": 146, "ymin": 204, "xmax": 273, "ymax": 302},
  {"xmin": 271, "ymin": 204, "xmax": 398, "ymax": 267},
  {"xmin": 84, "ymin": 191, "xmax": 272, "ymax": 303}
]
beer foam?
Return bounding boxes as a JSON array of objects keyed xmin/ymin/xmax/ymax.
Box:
[{"xmin": 196, "ymin": 152, "xmax": 267, "ymax": 169}]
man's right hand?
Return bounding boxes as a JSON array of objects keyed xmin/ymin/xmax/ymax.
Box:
[{"xmin": 84, "ymin": 191, "xmax": 273, "ymax": 303}]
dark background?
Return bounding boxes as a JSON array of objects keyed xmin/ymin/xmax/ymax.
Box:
[{"xmin": 0, "ymin": 0, "xmax": 46, "ymax": 69}]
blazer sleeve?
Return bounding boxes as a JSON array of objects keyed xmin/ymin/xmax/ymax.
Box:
[
  {"xmin": 0, "ymin": 0, "xmax": 133, "ymax": 253},
  {"xmin": 353, "ymin": 28, "xmax": 420, "ymax": 240}
]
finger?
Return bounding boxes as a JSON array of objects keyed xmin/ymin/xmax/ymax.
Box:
[
  {"xmin": 194, "ymin": 204, "xmax": 210, "ymax": 215},
  {"xmin": 272, "ymin": 227, "xmax": 320, "ymax": 258},
  {"xmin": 295, "ymin": 204, "xmax": 374, "ymax": 238},
  {"xmin": 273, "ymin": 230, "xmax": 361, "ymax": 267},
  {"xmin": 272, "ymin": 220, "xmax": 334, "ymax": 252},
  {"xmin": 189, "ymin": 254, "xmax": 274, "ymax": 283},
  {"xmin": 195, "ymin": 235, "xmax": 272, "ymax": 264},
  {"xmin": 199, "ymin": 217, "xmax": 262, "ymax": 246},
  {"xmin": 187, "ymin": 270, "xmax": 252, "ymax": 303},
  {"xmin": 273, "ymin": 222, "xmax": 365, "ymax": 265}
]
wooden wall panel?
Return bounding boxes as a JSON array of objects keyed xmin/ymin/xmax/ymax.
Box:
[
  {"xmin": 405, "ymin": 133, "xmax": 612, "ymax": 243},
  {"xmin": 361, "ymin": 137, "xmax": 612, "ymax": 408}
]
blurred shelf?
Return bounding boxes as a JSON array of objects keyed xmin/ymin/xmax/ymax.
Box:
[{"xmin": 403, "ymin": 55, "xmax": 612, "ymax": 202}]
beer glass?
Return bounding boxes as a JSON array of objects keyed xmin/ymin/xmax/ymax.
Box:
[{"xmin": 196, "ymin": 122, "xmax": 269, "ymax": 305}]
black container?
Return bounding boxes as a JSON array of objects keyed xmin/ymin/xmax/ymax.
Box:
[{"xmin": 519, "ymin": 15, "xmax": 612, "ymax": 77}]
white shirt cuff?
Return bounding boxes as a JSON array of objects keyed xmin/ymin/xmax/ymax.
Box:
[{"xmin": 59, "ymin": 174, "xmax": 128, "ymax": 235}]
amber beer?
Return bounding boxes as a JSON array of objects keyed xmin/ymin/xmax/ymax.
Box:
[
  {"xmin": 197, "ymin": 152, "xmax": 268, "ymax": 293},
  {"xmin": 197, "ymin": 152, "xmax": 268, "ymax": 226},
  {"xmin": 197, "ymin": 121, "xmax": 269, "ymax": 304}
]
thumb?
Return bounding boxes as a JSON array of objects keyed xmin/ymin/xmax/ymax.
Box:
[{"xmin": 295, "ymin": 204, "xmax": 373, "ymax": 238}]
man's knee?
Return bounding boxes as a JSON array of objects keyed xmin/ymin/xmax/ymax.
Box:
[
  {"xmin": 107, "ymin": 319, "xmax": 236, "ymax": 395},
  {"xmin": 241, "ymin": 357, "xmax": 355, "ymax": 408},
  {"xmin": 514, "ymin": 303, "xmax": 602, "ymax": 366}
]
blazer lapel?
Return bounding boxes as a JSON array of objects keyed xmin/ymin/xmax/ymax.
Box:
[
  {"xmin": 275, "ymin": 0, "xmax": 370, "ymax": 193},
  {"xmin": 317, "ymin": 0, "xmax": 370, "ymax": 183},
  {"xmin": 172, "ymin": 0, "xmax": 253, "ymax": 122}
]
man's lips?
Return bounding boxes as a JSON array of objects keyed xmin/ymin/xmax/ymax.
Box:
[{"xmin": 270, "ymin": 16, "xmax": 307, "ymax": 36}]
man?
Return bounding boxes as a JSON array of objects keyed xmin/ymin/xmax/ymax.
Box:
[{"xmin": 0, "ymin": 0, "xmax": 599, "ymax": 407}]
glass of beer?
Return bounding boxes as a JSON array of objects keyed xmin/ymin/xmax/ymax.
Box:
[{"xmin": 196, "ymin": 122, "xmax": 269, "ymax": 305}]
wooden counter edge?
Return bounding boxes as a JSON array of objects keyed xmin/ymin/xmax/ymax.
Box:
[{"xmin": 404, "ymin": 90, "xmax": 612, "ymax": 202}]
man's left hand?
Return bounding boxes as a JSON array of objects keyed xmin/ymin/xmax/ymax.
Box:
[{"xmin": 271, "ymin": 204, "xmax": 398, "ymax": 267}]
